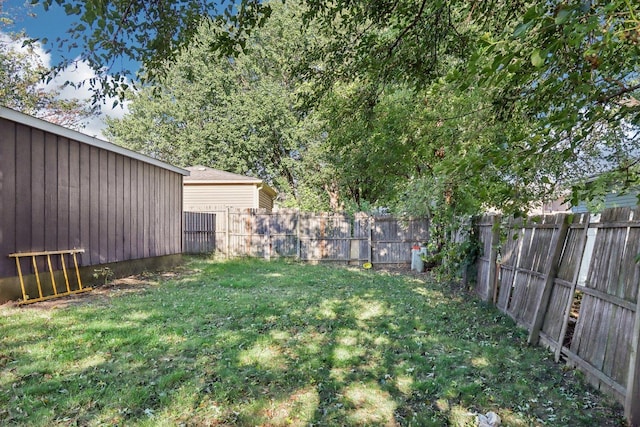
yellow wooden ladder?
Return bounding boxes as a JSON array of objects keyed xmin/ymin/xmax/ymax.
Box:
[{"xmin": 8, "ymin": 249, "xmax": 92, "ymax": 305}]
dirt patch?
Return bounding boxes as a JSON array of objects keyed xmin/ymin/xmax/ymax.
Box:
[{"xmin": 4, "ymin": 267, "xmax": 195, "ymax": 311}]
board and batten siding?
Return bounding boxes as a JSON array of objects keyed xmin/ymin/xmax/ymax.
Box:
[
  {"xmin": 0, "ymin": 110, "xmax": 187, "ymax": 280},
  {"xmin": 183, "ymin": 183, "xmax": 256, "ymax": 212}
]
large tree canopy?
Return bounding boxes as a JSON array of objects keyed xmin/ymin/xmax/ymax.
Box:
[
  {"xmin": 105, "ymin": 1, "xmax": 325, "ymax": 208},
  {"xmin": 35, "ymin": 0, "xmax": 640, "ymax": 214}
]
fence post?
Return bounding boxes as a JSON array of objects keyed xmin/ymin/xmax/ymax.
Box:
[
  {"xmin": 296, "ymin": 210, "xmax": 302, "ymax": 260},
  {"xmin": 528, "ymin": 213, "xmax": 570, "ymax": 345},
  {"xmin": 486, "ymin": 215, "xmax": 501, "ymax": 303},
  {"xmin": 368, "ymin": 215, "xmax": 373, "ymax": 265},
  {"xmin": 225, "ymin": 207, "xmax": 231, "ymax": 258},
  {"xmin": 265, "ymin": 213, "xmax": 271, "ymax": 261},
  {"xmin": 625, "ymin": 275, "xmax": 640, "ymax": 425}
]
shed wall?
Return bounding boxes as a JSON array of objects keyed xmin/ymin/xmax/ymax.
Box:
[
  {"xmin": 183, "ymin": 183, "xmax": 256, "ymax": 211},
  {"xmin": 0, "ymin": 117, "xmax": 183, "ymax": 279}
]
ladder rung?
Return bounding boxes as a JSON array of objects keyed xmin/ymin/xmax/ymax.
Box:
[{"xmin": 9, "ymin": 249, "xmax": 89, "ymax": 304}]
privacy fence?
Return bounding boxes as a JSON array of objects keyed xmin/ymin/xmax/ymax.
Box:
[
  {"xmin": 186, "ymin": 209, "xmax": 429, "ymax": 266},
  {"xmin": 183, "ymin": 212, "xmax": 216, "ymax": 254},
  {"xmin": 475, "ymin": 207, "xmax": 640, "ymax": 424}
]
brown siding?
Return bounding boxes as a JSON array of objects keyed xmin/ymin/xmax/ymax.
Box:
[
  {"xmin": 0, "ymin": 117, "xmax": 184, "ymax": 279},
  {"xmin": 0, "ymin": 120, "xmax": 16, "ymax": 271}
]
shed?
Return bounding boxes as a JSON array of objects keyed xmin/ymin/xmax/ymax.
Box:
[
  {"xmin": 0, "ymin": 106, "xmax": 189, "ymax": 303},
  {"xmin": 183, "ymin": 166, "xmax": 277, "ymax": 212}
]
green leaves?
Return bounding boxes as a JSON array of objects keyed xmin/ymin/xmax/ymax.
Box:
[{"xmin": 530, "ymin": 49, "xmax": 544, "ymax": 67}]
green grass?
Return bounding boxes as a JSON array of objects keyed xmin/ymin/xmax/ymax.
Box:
[{"xmin": 0, "ymin": 258, "xmax": 625, "ymax": 426}]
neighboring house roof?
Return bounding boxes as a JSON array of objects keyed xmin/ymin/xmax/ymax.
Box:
[
  {"xmin": 184, "ymin": 166, "xmax": 277, "ymax": 197},
  {"xmin": 0, "ymin": 106, "xmax": 189, "ymax": 176}
]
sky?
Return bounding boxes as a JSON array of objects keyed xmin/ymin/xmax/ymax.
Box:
[{"xmin": 3, "ymin": 0, "xmax": 135, "ymax": 138}]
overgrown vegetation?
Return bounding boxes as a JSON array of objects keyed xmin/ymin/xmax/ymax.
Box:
[{"xmin": 0, "ymin": 258, "xmax": 624, "ymax": 426}]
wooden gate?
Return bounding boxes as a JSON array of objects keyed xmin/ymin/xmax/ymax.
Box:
[{"xmin": 183, "ymin": 212, "xmax": 216, "ymax": 254}]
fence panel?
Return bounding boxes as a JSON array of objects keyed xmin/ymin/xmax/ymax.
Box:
[
  {"xmin": 371, "ymin": 217, "xmax": 429, "ymax": 266},
  {"xmin": 183, "ymin": 212, "xmax": 216, "ymax": 254},
  {"xmin": 475, "ymin": 208, "xmax": 640, "ymax": 422},
  {"xmin": 540, "ymin": 214, "xmax": 589, "ymax": 355},
  {"xmin": 269, "ymin": 209, "xmax": 299, "ymax": 258},
  {"xmin": 568, "ymin": 207, "xmax": 640, "ymax": 403},
  {"xmin": 299, "ymin": 213, "xmax": 352, "ymax": 262},
  {"xmin": 353, "ymin": 213, "xmax": 372, "ymax": 263},
  {"xmin": 496, "ymin": 217, "xmax": 523, "ymax": 311},
  {"xmin": 213, "ymin": 209, "xmax": 428, "ymax": 266},
  {"xmin": 475, "ymin": 214, "xmax": 499, "ymax": 301}
]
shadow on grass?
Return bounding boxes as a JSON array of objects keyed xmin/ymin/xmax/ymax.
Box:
[{"xmin": 0, "ymin": 258, "xmax": 625, "ymax": 426}]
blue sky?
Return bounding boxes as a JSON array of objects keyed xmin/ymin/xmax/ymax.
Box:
[
  {"xmin": 3, "ymin": 0, "xmax": 134, "ymax": 137},
  {"xmin": 5, "ymin": 0, "xmax": 83, "ymax": 65}
]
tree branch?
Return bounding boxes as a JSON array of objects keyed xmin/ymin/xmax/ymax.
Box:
[
  {"xmin": 386, "ymin": 0, "xmax": 429, "ymax": 59},
  {"xmin": 599, "ymin": 82, "xmax": 640, "ymax": 104}
]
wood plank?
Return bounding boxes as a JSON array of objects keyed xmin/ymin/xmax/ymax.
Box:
[
  {"xmin": 115, "ymin": 154, "xmax": 124, "ymax": 261},
  {"xmin": 143, "ymin": 163, "xmax": 150, "ymax": 257},
  {"xmin": 43, "ymin": 132, "xmax": 58, "ymax": 252},
  {"xmin": 57, "ymin": 137, "xmax": 70, "ymax": 251},
  {"xmin": 68, "ymin": 140, "xmax": 81, "ymax": 248},
  {"xmin": 160, "ymin": 169, "xmax": 166, "ymax": 254},
  {"xmin": 625, "ymin": 277, "xmax": 640, "ymax": 424},
  {"xmin": 487, "ymin": 215, "xmax": 501, "ymax": 303},
  {"xmin": 78, "ymin": 144, "xmax": 91, "ymax": 265},
  {"xmin": 131, "ymin": 160, "xmax": 140, "ymax": 259},
  {"xmin": 555, "ymin": 216, "xmax": 590, "ymax": 362},
  {"xmin": 123, "ymin": 157, "xmax": 131, "ymax": 260},
  {"xmin": 603, "ymin": 305, "xmax": 624, "ymax": 381},
  {"xmin": 152, "ymin": 167, "xmax": 159, "ymax": 256},
  {"xmin": 107, "ymin": 151, "xmax": 116, "ymax": 262},
  {"xmin": 30, "ymin": 128, "xmax": 45, "ymax": 254},
  {"xmin": 529, "ymin": 214, "xmax": 569, "ymax": 344},
  {"xmin": 167, "ymin": 171, "xmax": 174, "ymax": 253},
  {"xmin": 563, "ymin": 347, "xmax": 626, "ymax": 397},
  {"xmin": 0, "ymin": 119, "xmax": 17, "ymax": 277},
  {"xmin": 98, "ymin": 148, "xmax": 108, "ymax": 263},
  {"xmin": 576, "ymin": 285, "xmax": 636, "ymax": 311}
]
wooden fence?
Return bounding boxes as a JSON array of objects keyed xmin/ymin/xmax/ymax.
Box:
[
  {"xmin": 183, "ymin": 212, "xmax": 216, "ymax": 254},
  {"xmin": 199, "ymin": 209, "xmax": 429, "ymax": 266},
  {"xmin": 475, "ymin": 208, "xmax": 640, "ymax": 425}
]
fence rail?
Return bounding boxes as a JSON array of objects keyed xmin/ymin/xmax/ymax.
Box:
[
  {"xmin": 187, "ymin": 208, "xmax": 429, "ymax": 266},
  {"xmin": 475, "ymin": 208, "xmax": 640, "ymax": 424}
]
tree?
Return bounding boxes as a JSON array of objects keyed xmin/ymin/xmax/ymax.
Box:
[
  {"xmin": 36, "ymin": 0, "xmax": 640, "ymax": 211},
  {"xmin": 105, "ymin": 1, "xmax": 326, "ymax": 207},
  {"xmin": 0, "ymin": 24, "xmax": 94, "ymax": 129}
]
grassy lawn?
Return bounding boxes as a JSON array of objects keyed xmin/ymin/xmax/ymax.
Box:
[{"xmin": 0, "ymin": 258, "xmax": 625, "ymax": 426}]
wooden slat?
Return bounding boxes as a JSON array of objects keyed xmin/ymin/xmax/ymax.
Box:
[
  {"xmin": 529, "ymin": 214, "xmax": 569, "ymax": 344},
  {"xmin": 576, "ymin": 285, "xmax": 636, "ymax": 312},
  {"xmin": 0, "ymin": 119, "xmax": 17, "ymax": 277},
  {"xmin": 563, "ymin": 347, "xmax": 626, "ymax": 397},
  {"xmin": 44, "ymin": 132, "xmax": 58, "ymax": 253},
  {"xmin": 57, "ymin": 137, "xmax": 70, "ymax": 253},
  {"xmin": 68, "ymin": 140, "xmax": 81, "ymax": 249}
]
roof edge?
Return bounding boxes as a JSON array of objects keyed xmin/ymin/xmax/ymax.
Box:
[{"xmin": 0, "ymin": 106, "xmax": 189, "ymax": 176}]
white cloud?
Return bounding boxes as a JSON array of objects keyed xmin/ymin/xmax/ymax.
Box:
[
  {"xmin": 2, "ymin": 31, "xmax": 130, "ymax": 139},
  {"xmin": 45, "ymin": 59, "xmax": 132, "ymax": 139}
]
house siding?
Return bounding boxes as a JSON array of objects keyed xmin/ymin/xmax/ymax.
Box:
[
  {"xmin": 259, "ymin": 189, "xmax": 274, "ymax": 211},
  {"xmin": 183, "ymin": 183, "xmax": 256, "ymax": 211},
  {"xmin": 572, "ymin": 191, "xmax": 639, "ymax": 213},
  {"xmin": 0, "ymin": 116, "xmax": 185, "ymax": 280}
]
